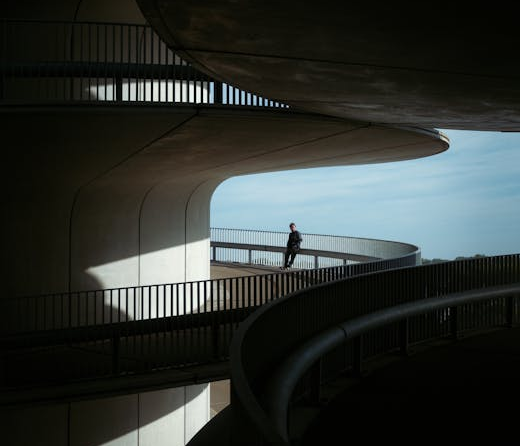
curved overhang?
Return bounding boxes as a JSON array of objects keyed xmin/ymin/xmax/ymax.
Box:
[
  {"xmin": 3, "ymin": 104, "xmax": 448, "ymax": 185},
  {"xmin": 2, "ymin": 104, "xmax": 447, "ymax": 294},
  {"xmin": 137, "ymin": 0, "xmax": 520, "ymax": 131}
]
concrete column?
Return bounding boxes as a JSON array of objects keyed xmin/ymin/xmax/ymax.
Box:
[{"xmin": 1, "ymin": 108, "xmax": 218, "ymax": 446}]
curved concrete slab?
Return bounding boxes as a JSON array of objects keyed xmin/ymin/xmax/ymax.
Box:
[
  {"xmin": 137, "ymin": 0, "xmax": 520, "ymax": 131},
  {"xmin": 2, "ymin": 103, "xmax": 446, "ymax": 446},
  {"xmin": 2, "ymin": 104, "xmax": 447, "ymax": 296}
]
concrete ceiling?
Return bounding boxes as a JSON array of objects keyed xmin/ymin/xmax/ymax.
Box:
[{"xmin": 137, "ymin": 0, "xmax": 520, "ymax": 131}]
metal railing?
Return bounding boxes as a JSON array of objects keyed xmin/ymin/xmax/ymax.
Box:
[
  {"xmin": 0, "ymin": 233, "xmax": 419, "ymax": 396},
  {"xmin": 227, "ymin": 254, "xmax": 520, "ymax": 445},
  {"xmin": 0, "ymin": 263, "xmax": 401, "ymax": 397},
  {"xmin": 210, "ymin": 227, "xmax": 420, "ymax": 269},
  {"xmin": 0, "ymin": 260, "xmax": 407, "ymax": 337},
  {"xmin": 264, "ymin": 284, "xmax": 520, "ymax": 444},
  {"xmin": 0, "ymin": 229, "xmax": 419, "ymax": 336},
  {"xmin": 0, "ymin": 20, "xmax": 287, "ymax": 107},
  {"xmin": 1, "ymin": 244, "xmax": 518, "ymax": 408}
]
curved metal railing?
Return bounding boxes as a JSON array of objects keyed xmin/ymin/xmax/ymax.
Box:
[
  {"xmin": 210, "ymin": 227, "xmax": 420, "ymax": 268},
  {"xmin": 0, "ymin": 20, "xmax": 287, "ymax": 108},
  {"xmin": 264, "ymin": 284, "xmax": 520, "ymax": 443},
  {"xmin": 0, "ymin": 229, "xmax": 418, "ymax": 401},
  {"xmin": 225, "ymin": 254, "xmax": 520, "ymax": 445},
  {"xmin": 1, "ymin": 229, "xmax": 418, "ymax": 335}
]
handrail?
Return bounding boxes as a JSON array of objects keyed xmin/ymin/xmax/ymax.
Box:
[
  {"xmin": 264, "ymin": 283, "xmax": 520, "ymax": 443},
  {"xmin": 228, "ymin": 254, "xmax": 520, "ymax": 446},
  {"xmin": 211, "ymin": 241, "xmax": 380, "ymax": 265},
  {"xmin": 0, "ymin": 230, "xmax": 421, "ymax": 399},
  {"xmin": 210, "ymin": 227, "xmax": 419, "ymax": 269},
  {"xmin": 1, "ymin": 229, "xmax": 418, "ymax": 334}
]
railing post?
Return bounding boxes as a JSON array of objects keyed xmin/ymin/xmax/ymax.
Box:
[
  {"xmin": 248, "ymin": 249, "xmax": 252, "ymax": 265},
  {"xmin": 450, "ymin": 306, "xmax": 459, "ymax": 340},
  {"xmin": 399, "ymin": 318, "xmax": 410, "ymax": 355},
  {"xmin": 314, "ymin": 256, "xmax": 319, "ymax": 269},
  {"xmin": 112, "ymin": 334, "xmax": 120, "ymax": 375},
  {"xmin": 115, "ymin": 75, "xmax": 123, "ymax": 101},
  {"xmin": 212, "ymin": 321, "xmax": 220, "ymax": 359},
  {"xmin": 213, "ymin": 81, "xmax": 222, "ymax": 104},
  {"xmin": 506, "ymin": 295, "xmax": 514, "ymax": 328}
]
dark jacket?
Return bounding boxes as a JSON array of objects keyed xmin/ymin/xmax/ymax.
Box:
[{"xmin": 287, "ymin": 230, "xmax": 303, "ymax": 251}]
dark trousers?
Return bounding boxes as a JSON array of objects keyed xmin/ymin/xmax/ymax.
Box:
[{"xmin": 284, "ymin": 248, "xmax": 298, "ymax": 267}]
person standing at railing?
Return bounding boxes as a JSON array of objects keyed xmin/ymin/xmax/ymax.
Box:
[{"xmin": 283, "ymin": 222, "xmax": 303, "ymax": 269}]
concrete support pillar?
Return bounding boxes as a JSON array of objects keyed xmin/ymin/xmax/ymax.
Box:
[{"xmin": 1, "ymin": 109, "xmax": 219, "ymax": 446}]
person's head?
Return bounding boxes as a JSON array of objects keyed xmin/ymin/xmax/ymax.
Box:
[{"xmin": 289, "ymin": 222, "xmax": 296, "ymax": 232}]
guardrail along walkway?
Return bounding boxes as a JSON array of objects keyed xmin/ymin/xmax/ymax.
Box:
[{"xmin": 299, "ymin": 325, "xmax": 520, "ymax": 445}]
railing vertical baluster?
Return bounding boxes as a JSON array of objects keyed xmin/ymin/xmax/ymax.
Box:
[
  {"xmin": 83, "ymin": 290, "xmax": 88, "ymax": 326},
  {"xmin": 95, "ymin": 23, "xmax": 100, "ymax": 100},
  {"xmin": 506, "ymin": 295, "xmax": 514, "ymax": 328},
  {"xmin": 109, "ymin": 289, "xmax": 113, "ymax": 324},
  {"xmin": 117, "ymin": 288, "xmax": 121, "ymax": 323},
  {"xmin": 399, "ymin": 318, "xmax": 409, "ymax": 356},
  {"xmin": 214, "ymin": 81, "xmax": 222, "ymax": 104},
  {"xmin": 450, "ymin": 306, "xmax": 459, "ymax": 340},
  {"xmin": 126, "ymin": 24, "xmax": 131, "ymax": 100},
  {"xmin": 352, "ymin": 337, "xmax": 363, "ymax": 378},
  {"xmin": 150, "ymin": 27, "xmax": 155, "ymax": 101}
]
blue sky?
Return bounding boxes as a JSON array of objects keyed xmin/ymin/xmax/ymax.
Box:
[{"xmin": 210, "ymin": 129, "xmax": 520, "ymax": 260}]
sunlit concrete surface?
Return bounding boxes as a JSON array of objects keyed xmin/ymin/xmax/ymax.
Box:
[
  {"xmin": 2, "ymin": 105, "xmax": 447, "ymax": 299},
  {"xmin": 1, "ymin": 104, "xmax": 445, "ymax": 446},
  {"xmin": 138, "ymin": 0, "xmax": 520, "ymax": 131}
]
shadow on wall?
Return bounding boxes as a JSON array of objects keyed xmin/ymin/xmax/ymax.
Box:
[{"xmin": 1, "ymin": 272, "xmax": 210, "ymax": 446}]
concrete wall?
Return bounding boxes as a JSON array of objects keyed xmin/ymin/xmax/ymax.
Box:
[
  {"xmin": 1, "ymin": 107, "xmax": 215, "ymax": 445},
  {"xmin": 1, "ymin": 73, "xmax": 448, "ymax": 446},
  {"xmin": 1, "ymin": 384, "xmax": 209, "ymax": 446}
]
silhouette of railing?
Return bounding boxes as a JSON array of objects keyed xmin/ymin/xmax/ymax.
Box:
[
  {"xmin": 223, "ymin": 254, "xmax": 520, "ymax": 446},
  {"xmin": 0, "ymin": 20, "xmax": 287, "ymax": 107},
  {"xmin": 210, "ymin": 227, "xmax": 420, "ymax": 268},
  {"xmin": 0, "ymin": 231, "xmax": 418, "ymax": 403}
]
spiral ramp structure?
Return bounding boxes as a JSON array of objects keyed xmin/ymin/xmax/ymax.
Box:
[{"xmin": 2, "ymin": 1, "xmax": 519, "ymax": 446}]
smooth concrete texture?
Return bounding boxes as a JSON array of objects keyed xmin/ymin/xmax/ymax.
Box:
[
  {"xmin": 2, "ymin": 3, "xmax": 449, "ymax": 445},
  {"xmin": 2, "ymin": 106, "xmax": 447, "ymax": 298},
  {"xmin": 2, "ymin": 106, "xmax": 199, "ymax": 297},
  {"xmin": 1, "ymin": 385, "xmax": 209, "ymax": 446},
  {"xmin": 1, "ymin": 105, "xmax": 445, "ymax": 446},
  {"xmin": 137, "ymin": 0, "xmax": 520, "ymax": 131}
]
